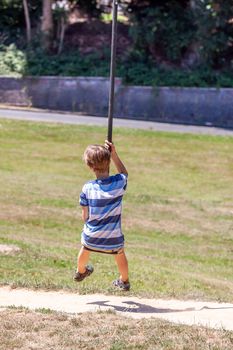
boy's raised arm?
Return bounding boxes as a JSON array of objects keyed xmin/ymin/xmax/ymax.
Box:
[{"xmin": 105, "ymin": 140, "xmax": 128, "ymax": 176}]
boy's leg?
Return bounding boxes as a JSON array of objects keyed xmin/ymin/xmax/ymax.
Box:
[
  {"xmin": 114, "ymin": 249, "xmax": 129, "ymax": 282},
  {"xmin": 77, "ymin": 246, "xmax": 90, "ymax": 273}
]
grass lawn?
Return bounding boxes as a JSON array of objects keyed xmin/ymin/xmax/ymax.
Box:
[{"xmin": 0, "ymin": 118, "xmax": 232, "ymax": 301}]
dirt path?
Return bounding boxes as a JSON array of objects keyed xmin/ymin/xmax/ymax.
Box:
[{"xmin": 1, "ymin": 286, "xmax": 233, "ymax": 331}]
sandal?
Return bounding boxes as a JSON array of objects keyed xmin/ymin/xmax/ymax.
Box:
[
  {"xmin": 73, "ymin": 265, "xmax": 94, "ymax": 282},
  {"xmin": 112, "ymin": 279, "xmax": 130, "ymax": 291}
]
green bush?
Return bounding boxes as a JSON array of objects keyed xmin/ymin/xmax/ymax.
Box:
[
  {"xmin": 24, "ymin": 48, "xmax": 111, "ymax": 77},
  {"xmin": 0, "ymin": 44, "xmax": 233, "ymax": 87},
  {"xmin": 118, "ymin": 50, "xmax": 233, "ymax": 87},
  {"xmin": 0, "ymin": 44, "xmax": 26, "ymax": 76}
]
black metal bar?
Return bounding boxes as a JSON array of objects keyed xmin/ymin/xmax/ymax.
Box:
[{"xmin": 107, "ymin": 0, "xmax": 118, "ymax": 143}]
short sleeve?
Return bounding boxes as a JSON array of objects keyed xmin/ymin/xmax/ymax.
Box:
[
  {"xmin": 120, "ymin": 173, "xmax": 128, "ymax": 191},
  {"xmin": 79, "ymin": 185, "xmax": 89, "ymax": 206}
]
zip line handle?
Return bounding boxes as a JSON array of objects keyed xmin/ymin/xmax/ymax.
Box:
[{"xmin": 107, "ymin": 0, "xmax": 118, "ymax": 143}]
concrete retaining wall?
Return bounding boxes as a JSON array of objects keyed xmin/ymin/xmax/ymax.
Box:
[{"xmin": 0, "ymin": 76, "xmax": 232, "ymax": 128}]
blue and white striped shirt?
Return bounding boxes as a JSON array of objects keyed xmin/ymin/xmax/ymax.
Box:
[{"xmin": 79, "ymin": 173, "xmax": 127, "ymax": 251}]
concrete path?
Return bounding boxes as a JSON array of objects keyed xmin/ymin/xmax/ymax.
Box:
[
  {"xmin": 0, "ymin": 107, "xmax": 233, "ymax": 136},
  {"xmin": 1, "ymin": 286, "xmax": 233, "ymax": 331}
]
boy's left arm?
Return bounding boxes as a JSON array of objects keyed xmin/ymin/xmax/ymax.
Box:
[
  {"xmin": 81, "ymin": 206, "xmax": 89, "ymax": 222},
  {"xmin": 80, "ymin": 185, "xmax": 89, "ymax": 222}
]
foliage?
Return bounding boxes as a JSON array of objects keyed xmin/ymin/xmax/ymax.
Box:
[
  {"xmin": 191, "ymin": 0, "xmax": 233, "ymax": 68},
  {"xmin": 0, "ymin": 44, "xmax": 26, "ymax": 76},
  {"xmin": 119, "ymin": 51, "xmax": 233, "ymax": 86},
  {"xmin": 24, "ymin": 47, "xmax": 111, "ymax": 76},
  {"xmin": 0, "ymin": 0, "xmax": 42, "ymax": 45},
  {"xmin": 125, "ymin": 0, "xmax": 233, "ymax": 68},
  {"xmin": 0, "ymin": 0, "xmax": 24, "ymax": 46},
  {"xmin": 0, "ymin": 0, "xmax": 233, "ymax": 86},
  {"xmin": 0, "ymin": 0, "xmax": 24, "ymax": 29},
  {"xmin": 127, "ymin": 1, "xmax": 195, "ymax": 63},
  {"xmin": 1, "ymin": 43, "xmax": 233, "ymax": 87},
  {"xmin": 74, "ymin": 0, "xmax": 100, "ymax": 18}
]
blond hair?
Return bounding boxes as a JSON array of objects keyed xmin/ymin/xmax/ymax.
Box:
[{"xmin": 83, "ymin": 145, "xmax": 111, "ymax": 172}]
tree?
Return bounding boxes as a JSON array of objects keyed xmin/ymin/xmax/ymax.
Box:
[
  {"xmin": 52, "ymin": 0, "xmax": 70, "ymax": 54},
  {"xmin": 190, "ymin": 1, "xmax": 233, "ymax": 68},
  {"xmin": 41, "ymin": 0, "xmax": 53, "ymax": 51},
  {"xmin": 124, "ymin": 1, "xmax": 194, "ymax": 65},
  {"xmin": 123, "ymin": 0, "xmax": 233, "ymax": 69},
  {"xmin": 23, "ymin": 0, "xmax": 32, "ymax": 43}
]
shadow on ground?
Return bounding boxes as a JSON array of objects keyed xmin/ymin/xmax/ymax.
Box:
[
  {"xmin": 87, "ymin": 300, "xmax": 194, "ymax": 314},
  {"xmin": 87, "ymin": 300, "xmax": 233, "ymax": 314}
]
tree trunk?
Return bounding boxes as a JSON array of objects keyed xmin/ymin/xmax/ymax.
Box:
[
  {"xmin": 23, "ymin": 0, "xmax": 31, "ymax": 44},
  {"xmin": 41, "ymin": 0, "xmax": 53, "ymax": 51},
  {"xmin": 58, "ymin": 17, "xmax": 66, "ymax": 55},
  {"xmin": 181, "ymin": 0, "xmax": 202, "ymax": 68}
]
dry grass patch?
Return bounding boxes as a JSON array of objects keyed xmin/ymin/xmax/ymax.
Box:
[
  {"xmin": 0, "ymin": 244, "xmax": 21, "ymax": 255},
  {"xmin": 0, "ymin": 308, "xmax": 232, "ymax": 350}
]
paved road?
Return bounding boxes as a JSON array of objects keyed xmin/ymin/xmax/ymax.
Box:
[
  {"xmin": 1, "ymin": 286, "xmax": 233, "ymax": 331},
  {"xmin": 0, "ymin": 107, "xmax": 232, "ymax": 136}
]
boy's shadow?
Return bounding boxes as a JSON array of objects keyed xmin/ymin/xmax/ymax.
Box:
[
  {"xmin": 87, "ymin": 300, "xmax": 233, "ymax": 314},
  {"xmin": 87, "ymin": 300, "xmax": 194, "ymax": 313}
]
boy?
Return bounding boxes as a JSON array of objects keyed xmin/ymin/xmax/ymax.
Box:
[{"xmin": 74, "ymin": 140, "xmax": 130, "ymax": 291}]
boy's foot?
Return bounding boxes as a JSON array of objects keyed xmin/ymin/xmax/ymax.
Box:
[
  {"xmin": 73, "ymin": 265, "xmax": 94, "ymax": 282},
  {"xmin": 112, "ymin": 279, "xmax": 130, "ymax": 291}
]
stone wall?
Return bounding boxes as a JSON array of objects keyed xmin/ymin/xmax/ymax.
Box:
[{"xmin": 0, "ymin": 76, "xmax": 232, "ymax": 128}]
